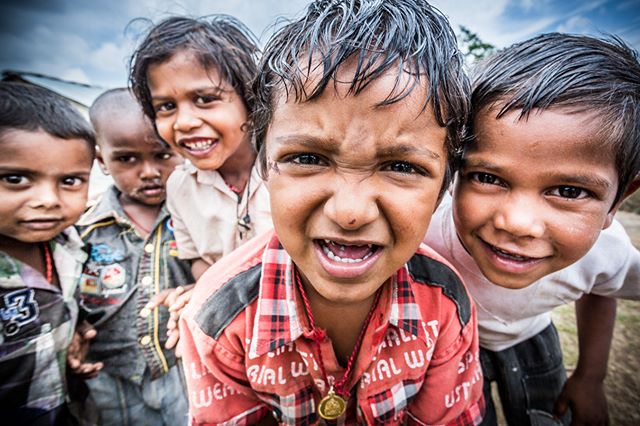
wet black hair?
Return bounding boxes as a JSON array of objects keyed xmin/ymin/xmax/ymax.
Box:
[
  {"xmin": 129, "ymin": 15, "xmax": 259, "ymax": 122},
  {"xmin": 470, "ymin": 33, "xmax": 640, "ymax": 205},
  {"xmin": 252, "ymin": 0, "xmax": 470, "ymax": 188},
  {"xmin": 0, "ymin": 81, "xmax": 96, "ymax": 157}
]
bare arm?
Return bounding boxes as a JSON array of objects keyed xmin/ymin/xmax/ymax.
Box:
[
  {"xmin": 555, "ymin": 293, "xmax": 616, "ymax": 426},
  {"xmin": 191, "ymin": 257, "xmax": 211, "ymax": 281}
]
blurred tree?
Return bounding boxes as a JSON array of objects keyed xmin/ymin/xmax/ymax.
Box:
[{"xmin": 458, "ymin": 25, "xmax": 495, "ymax": 63}]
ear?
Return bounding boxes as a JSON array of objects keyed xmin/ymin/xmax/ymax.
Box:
[
  {"xmin": 603, "ymin": 174, "xmax": 640, "ymax": 229},
  {"xmin": 95, "ymin": 146, "xmax": 110, "ymax": 176}
]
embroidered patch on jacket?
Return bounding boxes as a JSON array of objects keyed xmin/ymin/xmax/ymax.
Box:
[
  {"xmin": 0, "ymin": 288, "xmax": 39, "ymax": 337},
  {"xmin": 90, "ymin": 243, "xmax": 125, "ymax": 264},
  {"xmin": 100, "ymin": 263, "xmax": 126, "ymax": 289}
]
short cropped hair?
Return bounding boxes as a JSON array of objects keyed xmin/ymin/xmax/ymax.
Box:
[
  {"xmin": 0, "ymin": 81, "xmax": 96, "ymax": 156},
  {"xmin": 129, "ymin": 15, "xmax": 260, "ymax": 121},
  {"xmin": 252, "ymin": 0, "xmax": 470, "ymax": 185},
  {"xmin": 90, "ymin": 87, "xmax": 140, "ymax": 134},
  {"xmin": 470, "ymin": 33, "xmax": 640, "ymax": 205}
]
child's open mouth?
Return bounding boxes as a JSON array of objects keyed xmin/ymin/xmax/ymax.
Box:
[
  {"xmin": 314, "ymin": 239, "xmax": 382, "ymax": 278},
  {"xmin": 320, "ymin": 239, "xmax": 377, "ymax": 263},
  {"xmin": 179, "ymin": 138, "xmax": 218, "ymax": 156}
]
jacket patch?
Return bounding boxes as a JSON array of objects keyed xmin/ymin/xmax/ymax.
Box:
[{"xmin": 0, "ymin": 288, "xmax": 39, "ymax": 337}]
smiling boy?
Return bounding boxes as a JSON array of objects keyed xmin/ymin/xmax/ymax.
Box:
[
  {"xmin": 425, "ymin": 33, "xmax": 640, "ymax": 425},
  {"xmin": 179, "ymin": 1, "xmax": 484, "ymax": 425}
]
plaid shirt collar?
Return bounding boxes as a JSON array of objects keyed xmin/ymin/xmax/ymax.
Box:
[{"xmin": 249, "ymin": 234, "xmax": 428, "ymax": 358}]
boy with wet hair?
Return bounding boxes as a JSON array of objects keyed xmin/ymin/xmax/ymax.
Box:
[
  {"xmin": 180, "ymin": 0, "xmax": 484, "ymax": 424},
  {"xmin": 425, "ymin": 33, "xmax": 640, "ymax": 425},
  {"xmin": 0, "ymin": 82, "xmax": 102, "ymax": 424},
  {"xmin": 76, "ymin": 88, "xmax": 193, "ymax": 425}
]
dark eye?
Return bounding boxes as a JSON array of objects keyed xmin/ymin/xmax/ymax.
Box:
[
  {"xmin": 61, "ymin": 176, "xmax": 85, "ymax": 187},
  {"xmin": 156, "ymin": 102, "xmax": 175, "ymax": 113},
  {"xmin": 195, "ymin": 95, "xmax": 220, "ymax": 105},
  {"xmin": 116, "ymin": 155, "xmax": 137, "ymax": 163},
  {"xmin": 550, "ymin": 186, "xmax": 589, "ymax": 199},
  {"xmin": 469, "ymin": 172, "xmax": 502, "ymax": 186},
  {"xmin": 383, "ymin": 161, "xmax": 424, "ymax": 175},
  {"xmin": 157, "ymin": 152, "xmax": 173, "ymax": 160},
  {"xmin": 290, "ymin": 153, "xmax": 323, "ymax": 165},
  {"xmin": 1, "ymin": 174, "xmax": 28, "ymax": 185}
]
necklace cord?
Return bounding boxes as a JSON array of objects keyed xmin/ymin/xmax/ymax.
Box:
[
  {"xmin": 42, "ymin": 242, "xmax": 53, "ymax": 283},
  {"xmin": 295, "ymin": 268, "xmax": 381, "ymax": 398}
]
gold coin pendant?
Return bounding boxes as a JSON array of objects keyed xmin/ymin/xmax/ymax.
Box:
[{"xmin": 318, "ymin": 390, "xmax": 347, "ymax": 420}]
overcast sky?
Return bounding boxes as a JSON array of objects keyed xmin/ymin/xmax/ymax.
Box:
[{"xmin": 1, "ymin": 0, "xmax": 639, "ymax": 88}]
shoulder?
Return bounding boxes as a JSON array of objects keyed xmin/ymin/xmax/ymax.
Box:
[
  {"xmin": 76, "ymin": 186, "xmax": 121, "ymax": 228},
  {"xmin": 407, "ymin": 243, "xmax": 472, "ymax": 328},
  {"xmin": 0, "ymin": 252, "xmax": 23, "ymax": 287},
  {"xmin": 166, "ymin": 163, "xmax": 194, "ymax": 191},
  {"xmin": 184, "ymin": 230, "xmax": 273, "ymax": 339}
]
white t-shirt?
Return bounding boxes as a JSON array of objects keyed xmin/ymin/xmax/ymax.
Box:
[
  {"xmin": 425, "ymin": 194, "xmax": 640, "ymax": 351},
  {"xmin": 166, "ymin": 162, "xmax": 273, "ymax": 265}
]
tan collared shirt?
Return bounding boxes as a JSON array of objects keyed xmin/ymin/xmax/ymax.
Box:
[{"xmin": 166, "ymin": 162, "xmax": 272, "ymax": 265}]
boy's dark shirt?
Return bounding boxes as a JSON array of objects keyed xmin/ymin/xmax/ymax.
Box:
[
  {"xmin": 76, "ymin": 186, "xmax": 193, "ymax": 382},
  {"xmin": 0, "ymin": 229, "xmax": 87, "ymax": 423}
]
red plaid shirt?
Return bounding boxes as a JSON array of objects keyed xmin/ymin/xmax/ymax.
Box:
[{"xmin": 180, "ymin": 231, "xmax": 484, "ymax": 425}]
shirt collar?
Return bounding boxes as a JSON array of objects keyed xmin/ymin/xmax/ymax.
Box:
[
  {"xmin": 76, "ymin": 185, "xmax": 170, "ymax": 227},
  {"xmin": 248, "ymin": 233, "xmax": 426, "ymax": 358},
  {"xmin": 189, "ymin": 161, "xmax": 263, "ymax": 199}
]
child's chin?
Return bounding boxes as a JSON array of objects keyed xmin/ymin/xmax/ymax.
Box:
[
  {"xmin": 17, "ymin": 229, "xmax": 64, "ymax": 243},
  {"xmin": 134, "ymin": 195, "xmax": 166, "ymax": 206}
]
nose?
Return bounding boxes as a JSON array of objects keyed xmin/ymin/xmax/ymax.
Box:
[
  {"xmin": 323, "ymin": 175, "xmax": 379, "ymax": 230},
  {"xmin": 29, "ymin": 182, "xmax": 61, "ymax": 210},
  {"xmin": 173, "ymin": 104, "xmax": 202, "ymax": 132},
  {"xmin": 492, "ymin": 194, "xmax": 545, "ymax": 238},
  {"xmin": 140, "ymin": 160, "xmax": 161, "ymax": 180}
]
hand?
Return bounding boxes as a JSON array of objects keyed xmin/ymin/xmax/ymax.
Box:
[
  {"xmin": 555, "ymin": 372, "xmax": 609, "ymax": 426},
  {"xmin": 67, "ymin": 321, "xmax": 103, "ymax": 379},
  {"xmin": 144, "ymin": 284, "xmax": 194, "ymax": 356}
]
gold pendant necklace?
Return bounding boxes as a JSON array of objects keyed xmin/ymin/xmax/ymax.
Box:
[
  {"xmin": 318, "ymin": 386, "xmax": 347, "ymax": 420},
  {"xmin": 295, "ymin": 268, "xmax": 382, "ymax": 421}
]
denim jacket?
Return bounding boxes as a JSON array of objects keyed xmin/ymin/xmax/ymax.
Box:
[{"xmin": 76, "ymin": 186, "xmax": 193, "ymax": 382}]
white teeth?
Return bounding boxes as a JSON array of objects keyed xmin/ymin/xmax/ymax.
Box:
[
  {"xmin": 183, "ymin": 140, "xmax": 214, "ymax": 150},
  {"xmin": 321, "ymin": 243, "xmax": 374, "ymax": 263}
]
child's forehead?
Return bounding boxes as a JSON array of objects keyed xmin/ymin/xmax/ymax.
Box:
[
  {"xmin": 0, "ymin": 128, "xmax": 94, "ymax": 164},
  {"xmin": 278, "ymin": 56, "xmax": 430, "ymax": 109},
  {"xmin": 471, "ymin": 106, "xmax": 616, "ymax": 166},
  {"xmin": 155, "ymin": 49, "xmax": 229, "ymax": 88}
]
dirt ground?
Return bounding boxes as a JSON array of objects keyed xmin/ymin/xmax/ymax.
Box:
[{"xmin": 492, "ymin": 211, "xmax": 640, "ymax": 425}]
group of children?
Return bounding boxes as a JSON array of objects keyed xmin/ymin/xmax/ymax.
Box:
[{"xmin": 1, "ymin": 0, "xmax": 639, "ymax": 425}]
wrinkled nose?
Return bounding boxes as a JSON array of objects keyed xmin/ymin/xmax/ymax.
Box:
[{"xmin": 323, "ymin": 176, "xmax": 379, "ymax": 230}]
